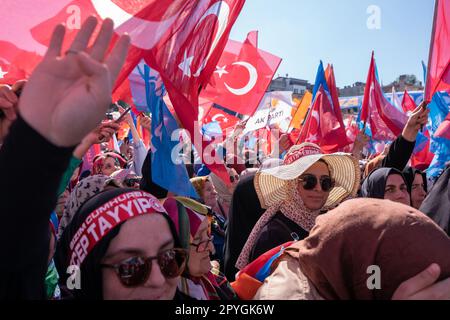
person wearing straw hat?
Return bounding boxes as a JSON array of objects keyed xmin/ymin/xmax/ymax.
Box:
[{"xmin": 235, "ymin": 143, "xmax": 360, "ymax": 270}]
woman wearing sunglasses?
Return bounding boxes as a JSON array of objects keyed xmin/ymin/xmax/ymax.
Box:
[
  {"xmin": 164, "ymin": 197, "xmax": 238, "ymax": 300},
  {"xmin": 236, "ymin": 143, "xmax": 360, "ymax": 270},
  {"xmin": 55, "ymin": 188, "xmax": 189, "ymax": 300}
]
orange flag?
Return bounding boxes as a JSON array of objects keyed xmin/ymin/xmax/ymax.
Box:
[{"xmin": 289, "ymin": 90, "xmax": 312, "ymax": 130}]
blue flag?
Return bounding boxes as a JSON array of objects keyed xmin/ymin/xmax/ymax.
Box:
[
  {"xmin": 426, "ymin": 91, "xmax": 450, "ymax": 182},
  {"xmin": 138, "ymin": 64, "xmax": 198, "ymax": 198},
  {"xmin": 428, "ymin": 91, "xmax": 450, "ymax": 154},
  {"xmin": 312, "ymin": 61, "xmax": 330, "ymax": 102}
]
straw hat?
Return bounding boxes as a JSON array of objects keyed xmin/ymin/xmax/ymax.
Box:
[{"xmin": 254, "ymin": 149, "xmax": 360, "ymax": 209}]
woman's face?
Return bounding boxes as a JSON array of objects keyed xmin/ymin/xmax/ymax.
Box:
[
  {"xmin": 101, "ymin": 214, "xmax": 179, "ymax": 300},
  {"xmin": 203, "ymin": 180, "xmax": 218, "ymax": 208},
  {"xmin": 410, "ymin": 173, "xmax": 427, "ymax": 209},
  {"xmin": 187, "ymin": 219, "xmax": 212, "ymax": 277},
  {"xmin": 102, "ymin": 157, "xmax": 120, "ymax": 176},
  {"xmin": 384, "ymin": 174, "xmax": 411, "ymax": 206},
  {"xmin": 297, "ymin": 161, "xmax": 331, "ymax": 211}
]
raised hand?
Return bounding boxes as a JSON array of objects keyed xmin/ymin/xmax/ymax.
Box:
[
  {"xmin": 84, "ymin": 121, "xmax": 120, "ymax": 145},
  {"xmin": 138, "ymin": 114, "xmax": 151, "ymax": 132},
  {"xmin": 18, "ymin": 17, "xmax": 130, "ymax": 147},
  {"xmin": 402, "ymin": 102, "xmax": 430, "ymax": 142}
]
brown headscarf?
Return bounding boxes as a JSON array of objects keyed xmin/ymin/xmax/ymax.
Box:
[{"xmin": 287, "ymin": 198, "xmax": 450, "ymax": 300}]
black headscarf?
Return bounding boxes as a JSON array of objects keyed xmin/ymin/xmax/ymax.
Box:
[
  {"xmin": 420, "ymin": 166, "xmax": 450, "ymax": 236},
  {"xmin": 55, "ymin": 188, "xmax": 181, "ymax": 300},
  {"xmin": 223, "ymin": 173, "xmax": 265, "ymax": 281},
  {"xmin": 140, "ymin": 151, "xmax": 169, "ymax": 199},
  {"xmin": 403, "ymin": 166, "xmax": 428, "ymax": 194},
  {"xmin": 360, "ymin": 167, "xmax": 408, "ymax": 199}
]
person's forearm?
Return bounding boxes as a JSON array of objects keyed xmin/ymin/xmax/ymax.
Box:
[
  {"xmin": 0, "ymin": 116, "xmax": 74, "ymax": 218},
  {"xmin": 402, "ymin": 127, "xmax": 418, "ymax": 143},
  {"xmin": 73, "ymin": 140, "xmax": 92, "ymax": 159},
  {"xmin": 0, "ymin": 116, "xmax": 73, "ymax": 298},
  {"xmin": 382, "ymin": 135, "xmax": 415, "ymax": 171},
  {"xmin": 128, "ymin": 121, "xmax": 142, "ymax": 143},
  {"xmin": 132, "ymin": 139, "xmax": 148, "ymax": 176}
]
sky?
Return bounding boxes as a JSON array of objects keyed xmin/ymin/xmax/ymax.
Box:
[{"xmin": 229, "ymin": 0, "xmax": 435, "ymax": 88}]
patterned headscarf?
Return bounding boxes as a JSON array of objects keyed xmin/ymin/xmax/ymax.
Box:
[
  {"xmin": 236, "ymin": 179, "xmax": 326, "ymax": 270},
  {"xmin": 57, "ymin": 175, "xmax": 120, "ymax": 239}
]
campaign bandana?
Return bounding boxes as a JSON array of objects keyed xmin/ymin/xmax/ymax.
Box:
[{"xmin": 69, "ymin": 191, "xmax": 166, "ymax": 266}]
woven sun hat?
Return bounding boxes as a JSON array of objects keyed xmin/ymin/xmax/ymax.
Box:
[{"xmin": 254, "ymin": 143, "xmax": 360, "ymax": 209}]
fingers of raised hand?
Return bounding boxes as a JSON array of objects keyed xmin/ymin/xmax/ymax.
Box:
[
  {"xmin": 100, "ymin": 127, "xmax": 115, "ymax": 138},
  {"xmin": 45, "ymin": 24, "xmax": 66, "ymax": 59},
  {"xmin": 69, "ymin": 16, "xmax": 98, "ymax": 53},
  {"xmin": 45, "ymin": 18, "xmax": 129, "ymax": 88},
  {"xmin": 104, "ymin": 34, "xmax": 130, "ymax": 86},
  {"xmin": 89, "ymin": 18, "xmax": 114, "ymax": 62},
  {"xmin": 103, "ymin": 122, "xmax": 121, "ymax": 131}
]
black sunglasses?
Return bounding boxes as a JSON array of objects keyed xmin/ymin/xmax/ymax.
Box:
[
  {"xmin": 299, "ymin": 174, "xmax": 334, "ymax": 192},
  {"xmin": 101, "ymin": 248, "xmax": 187, "ymax": 287},
  {"xmin": 123, "ymin": 177, "xmax": 141, "ymax": 188},
  {"xmin": 190, "ymin": 236, "xmax": 214, "ymax": 253}
]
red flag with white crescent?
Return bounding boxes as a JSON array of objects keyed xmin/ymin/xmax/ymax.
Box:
[{"xmin": 201, "ymin": 32, "xmax": 281, "ymax": 116}]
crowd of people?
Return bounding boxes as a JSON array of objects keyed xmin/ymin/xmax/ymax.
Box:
[{"xmin": 1, "ymin": 18, "xmax": 450, "ymax": 301}]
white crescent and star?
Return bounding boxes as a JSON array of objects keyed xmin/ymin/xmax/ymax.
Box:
[
  {"xmin": 178, "ymin": 1, "xmax": 230, "ymax": 77},
  {"xmin": 306, "ymin": 111, "xmax": 320, "ymax": 141},
  {"xmin": 0, "ymin": 66, "xmax": 8, "ymax": 79},
  {"xmin": 214, "ymin": 62, "xmax": 258, "ymax": 96},
  {"xmin": 91, "ymin": 0, "xmax": 179, "ymax": 50},
  {"xmin": 215, "ymin": 65, "xmax": 229, "ymax": 78},
  {"xmin": 311, "ymin": 110, "xmax": 320, "ymax": 124},
  {"xmin": 212, "ymin": 113, "xmax": 229, "ymax": 123},
  {"xmin": 307, "ymin": 133, "xmax": 318, "ymax": 142}
]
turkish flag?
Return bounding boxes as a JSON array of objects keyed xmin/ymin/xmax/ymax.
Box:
[
  {"xmin": 30, "ymin": 0, "xmax": 204, "ymax": 91},
  {"xmin": 325, "ymin": 64, "xmax": 346, "ymax": 128},
  {"xmin": 143, "ymin": 0, "xmax": 245, "ymax": 182},
  {"xmin": 0, "ymin": 1, "xmax": 70, "ymax": 84},
  {"xmin": 425, "ymin": 0, "xmax": 450, "ymax": 102},
  {"xmin": 298, "ymin": 86, "xmax": 348, "ymax": 153},
  {"xmin": 360, "ymin": 52, "xmax": 408, "ymax": 141},
  {"xmin": 202, "ymin": 105, "xmax": 240, "ymax": 133},
  {"xmin": 402, "ymin": 90, "xmax": 417, "ymax": 114},
  {"xmin": 200, "ymin": 32, "xmax": 281, "ymax": 116}
]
